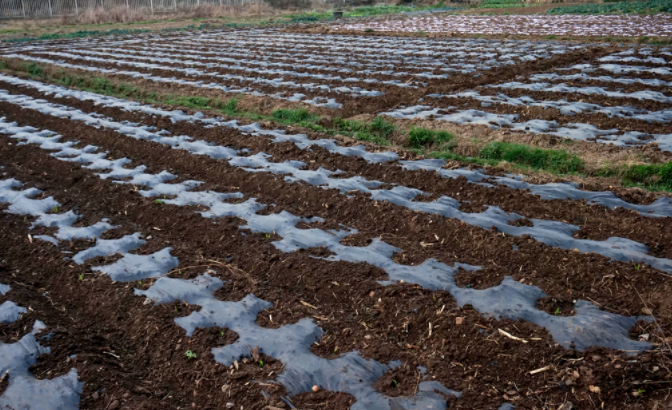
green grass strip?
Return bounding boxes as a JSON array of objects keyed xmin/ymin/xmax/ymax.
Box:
[
  {"xmin": 479, "ymin": 142, "xmax": 584, "ymax": 174},
  {"xmin": 597, "ymin": 162, "xmax": 672, "ymax": 192},
  {"xmin": 548, "ymin": 0, "xmax": 672, "ymax": 15}
]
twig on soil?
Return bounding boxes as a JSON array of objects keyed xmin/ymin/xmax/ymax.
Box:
[
  {"xmin": 300, "ymin": 300, "xmax": 318, "ymax": 310},
  {"xmin": 152, "ymin": 264, "xmax": 213, "ymax": 279},
  {"xmin": 498, "ymin": 328, "xmax": 528, "ymax": 343},
  {"xmin": 529, "ymin": 365, "xmax": 552, "ymax": 375},
  {"xmin": 205, "ymin": 258, "xmax": 258, "ymax": 285}
]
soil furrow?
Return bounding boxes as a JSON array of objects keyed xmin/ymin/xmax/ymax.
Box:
[
  {"xmin": 1, "ymin": 100, "xmax": 671, "ymax": 410},
  {"xmin": 1, "ymin": 97, "xmax": 670, "ymax": 326},
  {"xmin": 2, "ymin": 77, "xmax": 671, "ymax": 264}
]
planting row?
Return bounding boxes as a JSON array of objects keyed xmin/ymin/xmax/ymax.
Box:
[
  {"xmin": 2, "ymin": 74, "xmax": 672, "ymax": 281},
  {"xmin": 1, "ymin": 72, "xmax": 670, "ymax": 407},
  {"xmin": 385, "ymin": 46, "xmax": 672, "ymax": 153},
  {"xmin": 0, "ymin": 106, "xmax": 656, "ymax": 354},
  {"xmin": 3, "ymin": 72, "xmax": 670, "ymax": 217},
  {"xmin": 330, "ymin": 14, "xmax": 672, "ymax": 37},
  {"xmin": 0, "ymin": 29, "xmax": 597, "ymax": 109}
]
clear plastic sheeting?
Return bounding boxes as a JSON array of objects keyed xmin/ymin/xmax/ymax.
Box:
[
  {"xmin": 3, "ymin": 92, "xmax": 672, "ymax": 272},
  {"xmin": 0, "ymin": 301, "xmax": 27, "ymax": 324},
  {"xmin": 429, "ymin": 91, "xmax": 672, "ymax": 122},
  {"xmin": 383, "ymin": 105, "xmax": 672, "ymax": 153},
  {"xmin": 0, "ymin": 174, "xmax": 177, "ymax": 282},
  {"xmin": 330, "ymin": 14, "xmax": 672, "ymax": 37},
  {"xmin": 2, "ymin": 54, "xmax": 345, "ymax": 109},
  {"xmin": 0, "ymin": 120, "xmax": 656, "ymax": 353},
  {"xmin": 137, "ymin": 273, "xmax": 460, "ymax": 410},
  {"xmin": 4, "ymin": 74, "xmax": 668, "ymax": 219},
  {"xmin": 490, "ymin": 82, "xmax": 672, "ymax": 103},
  {"xmin": 0, "ymin": 333, "xmax": 82, "ymax": 409}
]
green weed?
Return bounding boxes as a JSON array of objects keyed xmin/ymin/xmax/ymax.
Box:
[
  {"xmin": 408, "ymin": 127, "xmax": 455, "ymax": 149},
  {"xmin": 548, "ymin": 0, "xmax": 672, "ymax": 15},
  {"xmin": 272, "ymin": 108, "xmax": 317, "ymax": 124},
  {"xmin": 221, "ymin": 98, "xmax": 239, "ymax": 116},
  {"xmin": 164, "ymin": 95, "xmax": 213, "ymax": 109},
  {"xmin": 597, "ymin": 162, "xmax": 672, "ymax": 192},
  {"xmin": 27, "ymin": 62, "xmax": 44, "ymax": 77},
  {"xmin": 479, "ymin": 142, "xmax": 583, "ymax": 174}
]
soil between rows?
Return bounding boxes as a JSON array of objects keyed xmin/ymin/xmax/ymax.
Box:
[
  {"xmin": 1, "ymin": 94, "xmax": 672, "ymax": 330},
  {"xmin": 4, "ymin": 33, "xmax": 621, "ymax": 115},
  {"xmin": 0, "ymin": 31, "xmax": 671, "ymax": 409},
  {"xmin": 2, "ymin": 78, "xmax": 671, "ymax": 264},
  {"xmin": 1, "ymin": 111, "xmax": 672, "ymax": 410}
]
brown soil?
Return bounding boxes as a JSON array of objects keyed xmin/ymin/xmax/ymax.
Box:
[{"xmin": 0, "ymin": 29, "xmax": 671, "ymax": 410}]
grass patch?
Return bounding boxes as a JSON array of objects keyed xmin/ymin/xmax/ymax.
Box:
[
  {"xmin": 284, "ymin": 3, "xmax": 461, "ymax": 23},
  {"xmin": 408, "ymin": 127, "xmax": 455, "ymax": 149},
  {"xmin": 597, "ymin": 162, "xmax": 672, "ymax": 192},
  {"xmin": 548, "ymin": 0, "xmax": 672, "ymax": 15},
  {"xmin": 27, "ymin": 62, "xmax": 43, "ymax": 77},
  {"xmin": 8, "ymin": 60, "xmax": 672, "ymax": 193},
  {"xmin": 331, "ymin": 116, "xmax": 396, "ymax": 145},
  {"xmin": 478, "ymin": 0, "xmax": 536, "ymax": 8},
  {"xmin": 163, "ymin": 95, "xmax": 214, "ymax": 110},
  {"xmin": 479, "ymin": 142, "xmax": 584, "ymax": 174},
  {"xmin": 271, "ymin": 108, "xmax": 318, "ymax": 124},
  {"xmin": 4, "ymin": 28, "xmax": 150, "ymax": 43}
]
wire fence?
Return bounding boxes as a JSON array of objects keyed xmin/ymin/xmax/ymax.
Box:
[{"xmin": 0, "ymin": 0, "xmax": 259, "ymax": 19}]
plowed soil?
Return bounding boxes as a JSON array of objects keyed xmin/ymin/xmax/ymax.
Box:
[{"xmin": 0, "ymin": 28, "xmax": 671, "ymax": 410}]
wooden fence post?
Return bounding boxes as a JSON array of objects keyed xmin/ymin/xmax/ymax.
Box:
[
  {"xmin": 48, "ymin": 0, "xmax": 53, "ymax": 16},
  {"xmin": 74, "ymin": 0, "xmax": 78, "ymax": 15},
  {"xmin": 150, "ymin": 0, "xmax": 154, "ymax": 13},
  {"xmin": 21, "ymin": 0, "xmax": 26, "ymax": 18}
]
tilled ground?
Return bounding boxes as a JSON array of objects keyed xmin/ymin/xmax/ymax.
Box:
[{"xmin": 0, "ymin": 65, "xmax": 671, "ymax": 410}]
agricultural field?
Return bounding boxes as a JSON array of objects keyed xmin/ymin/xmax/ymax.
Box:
[
  {"xmin": 0, "ymin": 16, "xmax": 671, "ymax": 410},
  {"xmin": 328, "ymin": 14, "xmax": 672, "ymax": 37}
]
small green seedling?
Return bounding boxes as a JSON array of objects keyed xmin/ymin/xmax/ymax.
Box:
[
  {"xmin": 392, "ymin": 379, "xmax": 398, "ymax": 387},
  {"xmin": 554, "ymin": 307, "xmax": 560, "ymax": 316},
  {"xmin": 636, "ymin": 388, "xmax": 646, "ymax": 397},
  {"xmin": 137, "ymin": 280, "xmax": 142, "ymax": 285},
  {"xmin": 53, "ymin": 205, "xmax": 58, "ymax": 213},
  {"xmin": 78, "ymin": 273, "xmax": 84, "ymax": 281},
  {"xmin": 265, "ymin": 233, "xmax": 271, "ymax": 239},
  {"xmin": 174, "ymin": 306, "xmax": 178, "ymax": 312},
  {"xmin": 634, "ymin": 264, "xmax": 642, "ymax": 269},
  {"xmin": 154, "ymin": 199, "xmax": 163, "ymax": 205},
  {"xmin": 259, "ymin": 360, "xmax": 264, "ymax": 367},
  {"xmin": 220, "ymin": 331, "xmax": 225, "ymax": 336},
  {"xmin": 178, "ymin": 270, "xmax": 182, "ymax": 275},
  {"xmin": 23, "ymin": 216, "xmax": 27, "ymax": 222},
  {"xmin": 185, "ymin": 350, "xmax": 197, "ymax": 360}
]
